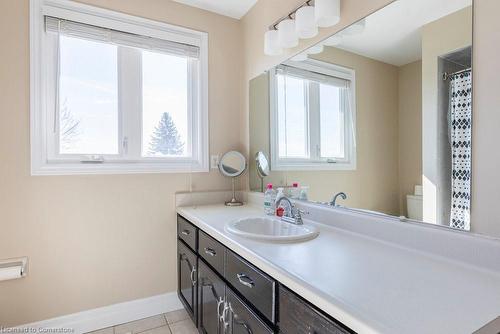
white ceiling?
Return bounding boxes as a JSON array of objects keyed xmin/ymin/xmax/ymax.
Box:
[
  {"xmin": 318, "ymin": 0, "xmax": 472, "ymax": 66},
  {"xmin": 172, "ymin": 0, "xmax": 257, "ymax": 19}
]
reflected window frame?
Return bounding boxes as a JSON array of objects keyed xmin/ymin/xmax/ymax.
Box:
[{"xmin": 269, "ymin": 59, "xmax": 357, "ymax": 171}]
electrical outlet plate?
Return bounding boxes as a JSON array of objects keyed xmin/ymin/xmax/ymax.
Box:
[
  {"xmin": 0, "ymin": 257, "xmax": 28, "ymax": 277},
  {"xmin": 211, "ymin": 155, "xmax": 220, "ymax": 169}
]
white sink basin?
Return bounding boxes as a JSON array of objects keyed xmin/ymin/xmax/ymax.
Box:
[{"xmin": 225, "ymin": 216, "xmax": 319, "ymax": 242}]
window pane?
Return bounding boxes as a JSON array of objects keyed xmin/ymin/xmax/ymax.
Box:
[
  {"xmin": 277, "ymin": 74, "xmax": 308, "ymax": 158},
  {"xmin": 58, "ymin": 35, "xmax": 119, "ymax": 155},
  {"xmin": 142, "ymin": 51, "xmax": 188, "ymax": 157},
  {"xmin": 319, "ymin": 84, "xmax": 345, "ymax": 159}
]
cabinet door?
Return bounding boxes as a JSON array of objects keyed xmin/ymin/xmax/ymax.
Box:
[
  {"xmin": 178, "ymin": 240, "xmax": 198, "ymax": 324},
  {"xmin": 227, "ymin": 288, "xmax": 274, "ymax": 334},
  {"xmin": 198, "ymin": 260, "xmax": 226, "ymax": 334}
]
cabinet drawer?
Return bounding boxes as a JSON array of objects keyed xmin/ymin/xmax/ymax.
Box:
[
  {"xmin": 177, "ymin": 215, "xmax": 197, "ymax": 251},
  {"xmin": 227, "ymin": 288, "xmax": 273, "ymax": 334},
  {"xmin": 225, "ymin": 251, "xmax": 276, "ymax": 324},
  {"xmin": 279, "ymin": 286, "xmax": 353, "ymax": 334},
  {"xmin": 199, "ymin": 230, "xmax": 225, "ymax": 275}
]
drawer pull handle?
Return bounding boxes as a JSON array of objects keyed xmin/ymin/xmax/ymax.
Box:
[
  {"xmin": 204, "ymin": 247, "xmax": 217, "ymax": 256},
  {"xmin": 181, "ymin": 229, "xmax": 191, "ymax": 236},
  {"xmin": 236, "ymin": 273, "xmax": 254, "ymax": 288}
]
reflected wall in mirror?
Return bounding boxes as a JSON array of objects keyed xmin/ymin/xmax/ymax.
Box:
[{"xmin": 249, "ymin": 0, "xmax": 473, "ymax": 231}]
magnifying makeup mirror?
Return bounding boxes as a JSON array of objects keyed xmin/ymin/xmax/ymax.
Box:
[
  {"xmin": 255, "ymin": 151, "xmax": 270, "ymax": 192},
  {"xmin": 219, "ymin": 151, "xmax": 247, "ymax": 206}
]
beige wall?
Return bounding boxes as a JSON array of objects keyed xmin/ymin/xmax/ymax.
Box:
[
  {"xmin": 0, "ymin": 0, "xmax": 244, "ymax": 326},
  {"xmin": 398, "ymin": 61, "xmax": 422, "ymax": 215},
  {"xmin": 249, "ymin": 47, "xmax": 401, "ymax": 215},
  {"xmin": 421, "ymin": 7, "xmax": 472, "ymax": 225}
]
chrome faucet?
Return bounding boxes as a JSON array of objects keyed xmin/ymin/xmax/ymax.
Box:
[
  {"xmin": 330, "ymin": 192, "xmax": 347, "ymax": 206},
  {"xmin": 275, "ymin": 196, "xmax": 305, "ymax": 225}
]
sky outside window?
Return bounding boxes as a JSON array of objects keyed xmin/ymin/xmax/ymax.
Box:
[{"xmin": 58, "ymin": 35, "xmax": 119, "ymax": 155}]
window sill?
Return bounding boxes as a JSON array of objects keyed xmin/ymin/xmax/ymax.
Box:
[{"xmin": 31, "ymin": 160, "xmax": 209, "ymax": 175}]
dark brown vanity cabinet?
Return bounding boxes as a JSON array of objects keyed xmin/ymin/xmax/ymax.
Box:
[
  {"xmin": 178, "ymin": 240, "xmax": 198, "ymax": 325},
  {"xmin": 279, "ymin": 286, "xmax": 353, "ymax": 334},
  {"xmin": 226, "ymin": 288, "xmax": 274, "ymax": 334},
  {"xmin": 177, "ymin": 214, "xmax": 354, "ymax": 334},
  {"xmin": 198, "ymin": 260, "xmax": 225, "ymax": 334},
  {"xmin": 225, "ymin": 250, "xmax": 276, "ymax": 324}
]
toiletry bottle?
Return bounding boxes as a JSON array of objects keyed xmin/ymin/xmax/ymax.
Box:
[
  {"xmin": 275, "ymin": 187, "xmax": 285, "ymax": 203},
  {"xmin": 299, "ymin": 186, "xmax": 309, "ymax": 201},
  {"xmin": 264, "ymin": 184, "xmax": 276, "ymax": 215},
  {"xmin": 291, "ymin": 182, "xmax": 300, "ymax": 199}
]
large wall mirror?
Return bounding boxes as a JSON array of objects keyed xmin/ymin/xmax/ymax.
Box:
[{"xmin": 249, "ymin": 0, "xmax": 473, "ymax": 231}]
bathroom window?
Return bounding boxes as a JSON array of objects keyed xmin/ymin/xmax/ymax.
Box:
[
  {"xmin": 30, "ymin": 0, "xmax": 208, "ymax": 175},
  {"xmin": 270, "ymin": 60, "xmax": 356, "ymax": 171}
]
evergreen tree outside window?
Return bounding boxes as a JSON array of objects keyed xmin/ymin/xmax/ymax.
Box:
[{"xmin": 148, "ymin": 112, "xmax": 185, "ymax": 156}]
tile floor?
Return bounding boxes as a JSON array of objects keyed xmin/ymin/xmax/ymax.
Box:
[{"xmin": 87, "ymin": 309, "xmax": 197, "ymax": 334}]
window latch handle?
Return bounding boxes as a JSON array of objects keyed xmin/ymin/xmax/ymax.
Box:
[
  {"xmin": 122, "ymin": 136, "xmax": 129, "ymax": 155},
  {"xmin": 80, "ymin": 155, "xmax": 105, "ymax": 163}
]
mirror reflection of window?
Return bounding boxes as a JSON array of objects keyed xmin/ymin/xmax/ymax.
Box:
[{"xmin": 271, "ymin": 61, "xmax": 355, "ymax": 170}]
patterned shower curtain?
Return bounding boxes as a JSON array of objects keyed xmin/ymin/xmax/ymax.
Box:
[{"xmin": 449, "ymin": 70, "xmax": 472, "ymax": 230}]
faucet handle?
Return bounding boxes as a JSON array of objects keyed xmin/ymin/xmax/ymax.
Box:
[
  {"xmin": 294, "ymin": 208, "xmax": 309, "ymax": 216},
  {"xmin": 292, "ymin": 208, "xmax": 308, "ymax": 224}
]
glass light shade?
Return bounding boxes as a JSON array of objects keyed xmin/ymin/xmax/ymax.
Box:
[
  {"xmin": 323, "ymin": 34, "xmax": 342, "ymax": 46},
  {"xmin": 295, "ymin": 6, "xmax": 318, "ymax": 39},
  {"xmin": 343, "ymin": 18, "xmax": 366, "ymax": 35},
  {"xmin": 307, "ymin": 44, "xmax": 324, "ymax": 55},
  {"xmin": 315, "ymin": 0, "xmax": 341, "ymax": 28},
  {"xmin": 291, "ymin": 53, "xmax": 308, "ymax": 61},
  {"xmin": 264, "ymin": 30, "xmax": 283, "ymax": 56},
  {"xmin": 278, "ymin": 19, "xmax": 299, "ymax": 48}
]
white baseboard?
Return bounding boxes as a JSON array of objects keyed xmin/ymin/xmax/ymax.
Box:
[{"xmin": 12, "ymin": 292, "xmax": 183, "ymax": 334}]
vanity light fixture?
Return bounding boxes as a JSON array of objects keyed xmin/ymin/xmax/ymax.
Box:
[
  {"xmin": 278, "ymin": 19, "xmax": 299, "ymax": 48},
  {"xmin": 263, "ymin": 0, "xmax": 342, "ymax": 56},
  {"xmin": 264, "ymin": 30, "xmax": 283, "ymax": 56},
  {"xmin": 295, "ymin": 5, "xmax": 318, "ymax": 39},
  {"xmin": 315, "ymin": 0, "xmax": 341, "ymax": 27}
]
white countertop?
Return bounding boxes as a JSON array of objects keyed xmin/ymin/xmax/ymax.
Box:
[{"xmin": 176, "ymin": 203, "xmax": 500, "ymax": 334}]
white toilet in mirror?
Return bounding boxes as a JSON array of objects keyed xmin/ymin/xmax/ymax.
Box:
[{"xmin": 407, "ymin": 185, "xmax": 423, "ymax": 220}]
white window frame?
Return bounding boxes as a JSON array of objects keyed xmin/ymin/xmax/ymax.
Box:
[
  {"xmin": 269, "ymin": 59, "xmax": 357, "ymax": 171},
  {"xmin": 30, "ymin": 0, "xmax": 209, "ymax": 175}
]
